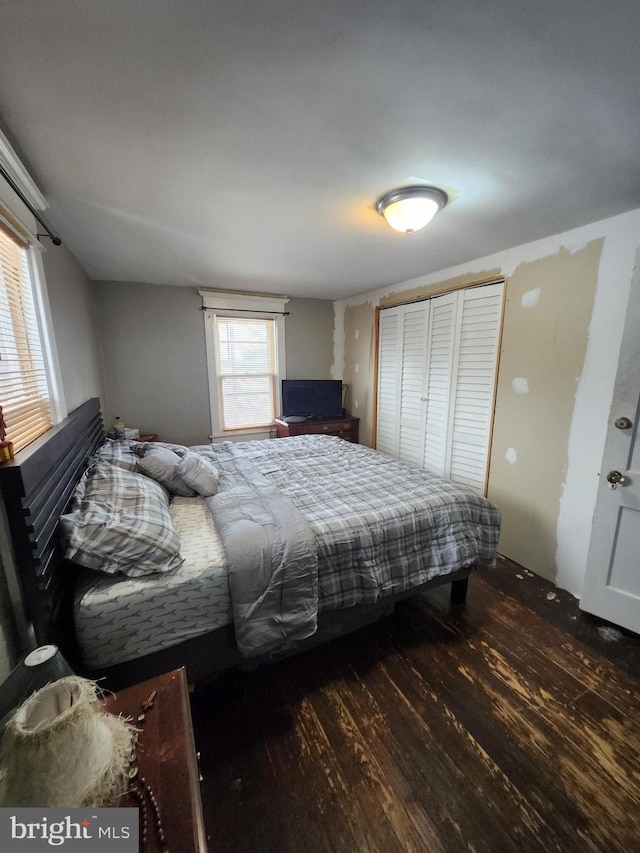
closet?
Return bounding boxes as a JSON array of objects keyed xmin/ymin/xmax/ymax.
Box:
[{"xmin": 375, "ymin": 280, "xmax": 504, "ymax": 495}]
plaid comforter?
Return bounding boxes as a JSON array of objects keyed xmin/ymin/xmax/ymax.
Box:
[{"xmin": 200, "ymin": 435, "xmax": 501, "ymax": 626}]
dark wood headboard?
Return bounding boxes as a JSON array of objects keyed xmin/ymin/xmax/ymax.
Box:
[{"xmin": 0, "ymin": 398, "xmax": 104, "ymax": 648}]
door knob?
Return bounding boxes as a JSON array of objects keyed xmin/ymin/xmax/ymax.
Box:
[{"xmin": 606, "ymin": 469, "xmax": 625, "ymax": 488}]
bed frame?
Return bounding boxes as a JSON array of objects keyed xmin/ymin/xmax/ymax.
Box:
[{"xmin": 0, "ymin": 397, "xmax": 471, "ymax": 689}]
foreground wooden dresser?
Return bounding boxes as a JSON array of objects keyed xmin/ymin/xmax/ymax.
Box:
[
  {"xmin": 101, "ymin": 668, "xmax": 207, "ymax": 852},
  {"xmin": 275, "ymin": 415, "xmax": 359, "ymax": 443}
]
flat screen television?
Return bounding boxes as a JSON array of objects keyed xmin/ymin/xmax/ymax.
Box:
[{"xmin": 281, "ymin": 380, "xmax": 343, "ymax": 419}]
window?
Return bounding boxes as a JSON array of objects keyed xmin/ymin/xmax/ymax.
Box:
[
  {"xmin": 215, "ymin": 316, "xmax": 277, "ymax": 430},
  {"xmin": 0, "ymin": 224, "xmax": 53, "ymax": 452},
  {"xmin": 200, "ymin": 290, "xmax": 288, "ymax": 438}
]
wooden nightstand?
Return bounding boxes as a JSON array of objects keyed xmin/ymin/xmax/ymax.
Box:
[{"xmin": 101, "ymin": 668, "xmax": 207, "ymax": 852}]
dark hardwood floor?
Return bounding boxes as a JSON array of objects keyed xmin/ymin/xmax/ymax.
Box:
[{"xmin": 190, "ymin": 557, "xmax": 640, "ymax": 852}]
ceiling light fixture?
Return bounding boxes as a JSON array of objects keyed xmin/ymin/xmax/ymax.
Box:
[{"xmin": 376, "ymin": 185, "xmax": 448, "ymax": 235}]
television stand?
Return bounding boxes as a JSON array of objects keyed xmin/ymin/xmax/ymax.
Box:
[{"xmin": 275, "ymin": 416, "xmax": 359, "ymax": 443}]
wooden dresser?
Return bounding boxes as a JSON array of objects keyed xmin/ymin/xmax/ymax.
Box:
[
  {"xmin": 101, "ymin": 668, "xmax": 207, "ymax": 852},
  {"xmin": 275, "ymin": 416, "xmax": 359, "ymax": 443}
]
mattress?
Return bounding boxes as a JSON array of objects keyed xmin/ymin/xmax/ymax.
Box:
[{"xmin": 74, "ymin": 496, "xmax": 231, "ymax": 669}]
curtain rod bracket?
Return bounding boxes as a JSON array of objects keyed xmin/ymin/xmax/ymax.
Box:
[
  {"xmin": 0, "ymin": 164, "xmax": 62, "ymax": 247},
  {"xmin": 37, "ymin": 233, "xmax": 62, "ymax": 246}
]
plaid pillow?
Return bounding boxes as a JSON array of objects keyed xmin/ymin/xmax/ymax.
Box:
[
  {"xmin": 61, "ymin": 460, "xmax": 183, "ymax": 577},
  {"xmin": 93, "ymin": 438, "xmax": 139, "ymax": 471}
]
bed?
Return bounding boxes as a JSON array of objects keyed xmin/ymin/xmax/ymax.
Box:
[{"xmin": 0, "ymin": 399, "xmax": 501, "ymax": 687}]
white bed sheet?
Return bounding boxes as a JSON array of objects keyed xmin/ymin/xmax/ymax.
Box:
[{"xmin": 74, "ymin": 496, "xmax": 231, "ymax": 669}]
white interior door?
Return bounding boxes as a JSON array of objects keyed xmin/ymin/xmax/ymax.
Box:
[{"xmin": 580, "ymin": 267, "xmax": 640, "ymax": 634}]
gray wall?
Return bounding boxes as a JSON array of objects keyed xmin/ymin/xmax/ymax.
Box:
[
  {"xmin": 284, "ymin": 297, "xmax": 335, "ymax": 379},
  {"xmin": 93, "ymin": 282, "xmax": 335, "ymax": 445},
  {"xmin": 93, "ymin": 282, "xmax": 211, "ymax": 445},
  {"xmin": 43, "ymin": 244, "xmax": 105, "ymax": 413},
  {"xmin": 0, "ymin": 244, "xmax": 104, "ymax": 680}
]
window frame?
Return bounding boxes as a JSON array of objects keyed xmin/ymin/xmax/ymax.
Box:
[
  {"xmin": 0, "ymin": 129, "xmax": 67, "ymax": 453},
  {"xmin": 199, "ymin": 290, "xmax": 288, "ymax": 439},
  {"xmin": 0, "ymin": 130, "xmax": 67, "ymax": 648},
  {"xmin": 25, "ymin": 243, "xmax": 67, "ymax": 425}
]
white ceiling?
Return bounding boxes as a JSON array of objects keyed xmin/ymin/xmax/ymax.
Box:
[{"xmin": 1, "ymin": 0, "xmax": 639, "ymax": 300}]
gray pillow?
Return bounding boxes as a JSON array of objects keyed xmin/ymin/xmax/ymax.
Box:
[
  {"xmin": 136, "ymin": 446, "xmax": 196, "ymax": 497},
  {"xmin": 176, "ymin": 451, "xmax": 219, "ymax": 496},
  {"xmin": 61, "ymin": 460, "xmax": 183, "ymax": 577},
  {"xmin": 131, "ymin": 440, "xmax": 188, "ymax": 458}
]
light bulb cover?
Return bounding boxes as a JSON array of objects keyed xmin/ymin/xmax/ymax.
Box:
[{"xmin": 376, "ymin": 186, "xmax": 448, "ymax": 234}]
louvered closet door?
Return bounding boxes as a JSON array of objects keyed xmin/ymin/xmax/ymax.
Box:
[
  {"xmin": 447, "ymin": 282, "xmax": 503, "ymax": 492},
  {"xmin": 376, "ymin": 280, "xmax": 503, "ymax": 494},
  {"xmin": 376, "ymin": 306, "xmax": 402, "ymax": 456},
  {"xmin": 422, "ymin": 292, "xmax": 456, "ymax": 477},
  {"xmin": 398, "ymin": 301, "xmax": 429, "ymax": 466}
]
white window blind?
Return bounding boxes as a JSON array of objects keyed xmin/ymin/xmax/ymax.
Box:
[
  {"xmin": 214, "ymin": 316, "xmax": 277, "ymax": 430},
  {"xmin": 0, "ymin": 225, "xmax": 52, "ymax": 452}
]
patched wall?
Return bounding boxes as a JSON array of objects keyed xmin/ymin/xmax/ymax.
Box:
[
  {"xmin": 342, "ymin": 303, "xmax": 376, "ymax": 437},
  {"xmin": 336, "ymin": 229, "xmax": 610, "ymax": 589},
  {"xmin": 487, "ymin": 242, "xmax": 602, "ymax": 579}
]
